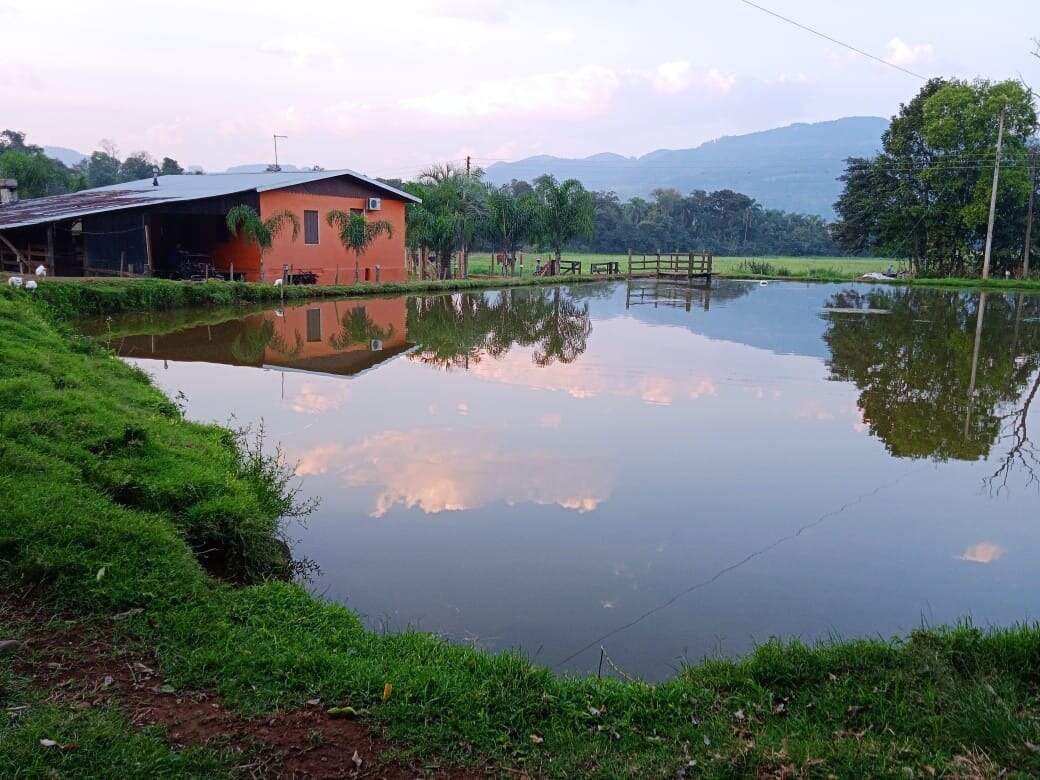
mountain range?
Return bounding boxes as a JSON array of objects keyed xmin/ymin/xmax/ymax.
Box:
[
  {"xmin": 41, "ymin": 116, "xmax": 888, "ymax": 219},
  {"xmin": 485, "ymin": 117, "xmax": 889, "ymax": 219}
]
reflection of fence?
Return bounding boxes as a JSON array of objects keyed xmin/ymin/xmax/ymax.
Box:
[
  {"xmin": 627, "ymin": 251, "xmax": 714, "ymax": 283},
  {"xmin": 625, "ymin": 280, "xmax": 712, "ymax": 312}
]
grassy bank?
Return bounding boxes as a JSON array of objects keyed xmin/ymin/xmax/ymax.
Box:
[
  {"xmin": 22, "ymin": 274, "xmax": 605, "ymax": 320},
  {"xmin": 3, "ymin": 286, "xmax": 1040, "ymax": 777}
]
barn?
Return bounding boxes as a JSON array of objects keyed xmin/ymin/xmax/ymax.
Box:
[{"xmin": 0, "ymin": 170, "xmax": 418, "ymax": 284}]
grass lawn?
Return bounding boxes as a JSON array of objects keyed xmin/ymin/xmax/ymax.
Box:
[
  {"xmin": 466, "ymin": 252, "xmax": 895, "ymax": 279},
  {"xmin": 3, "ymin": 280, "xmax": 1040, "ymax": 777}
]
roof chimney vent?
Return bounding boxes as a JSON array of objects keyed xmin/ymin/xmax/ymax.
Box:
[{"xmin": 0, "ymin": 179, "xmax": 18, "ymax": 205}]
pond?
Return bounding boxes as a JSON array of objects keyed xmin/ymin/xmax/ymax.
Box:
[{"xmin": 85, "ymin": 280, "xmax": 1040, "ymax": 679}]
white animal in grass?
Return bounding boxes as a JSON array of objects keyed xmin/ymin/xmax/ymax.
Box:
[
  {"xmin": 273, "ymin": 278, "xmax": 284, "ymax": 286},
  {"xmin": 25, "ymin": 279, "xmax": 37, "ymax": 290},
  {"xmin": 35, "ymin": 264, "xmax": 47, "ymax": 277},
  {"xmin": 7, "ymin": 276, "xmax": 23, "ymax": 288}
]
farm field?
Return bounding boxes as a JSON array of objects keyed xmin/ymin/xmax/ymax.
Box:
[{"xmin": 465, "ymin": 252, "xmax": 894, "ymax": 279}]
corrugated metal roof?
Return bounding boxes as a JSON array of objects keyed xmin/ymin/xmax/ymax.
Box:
[{"xmin": 0, "ymin": 169, "xmax": 419, "ymax": 230}]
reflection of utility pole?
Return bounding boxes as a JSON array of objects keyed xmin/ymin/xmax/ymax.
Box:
[
  {"xmin": 965, "ymin": 292, "xmax": 988, "ymax": 437},
  {"xmin": 981, "ymin": 107, "xmax": 1006, "ymax": 280}
]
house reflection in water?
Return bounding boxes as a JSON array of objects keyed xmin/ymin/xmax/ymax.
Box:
[{"xmin": 112, "ymin": 298, "xmax": 410, "ymax": 378}]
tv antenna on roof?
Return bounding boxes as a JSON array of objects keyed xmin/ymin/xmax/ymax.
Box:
[{"xmin": 270, "ymin": 134, "xmax": 288, "ymax": 172}]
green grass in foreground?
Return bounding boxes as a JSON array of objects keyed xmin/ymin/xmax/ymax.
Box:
[{"xmin": 3, "ymin": 285, "xmax": 1040, "ymax": 776}]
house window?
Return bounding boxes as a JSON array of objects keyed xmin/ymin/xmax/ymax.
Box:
[
  {"xmin": 304, "ymin": 210, "xmax": 319, "ymax": 244},
  {"xmin": 306, "ymin": 308, "xmax": 321, "ymax": 342},
  {"xmin": 350, "ymin": 208, "xmax": 363, "ymax": 216}
]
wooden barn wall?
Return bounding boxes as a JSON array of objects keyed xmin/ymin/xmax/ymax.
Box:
[
  {"xmin": 276, "ymin": 176, "xmax": 400, "ymax": 200},
  {"xmin": 83, "ymin": 212, "xmax": 148, "ymax": 273}
]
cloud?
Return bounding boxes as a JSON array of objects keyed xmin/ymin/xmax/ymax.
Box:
[
  {"xmin": 653, "ymin": 61, "xmax": 736, "ymax": 95},
  {"xmin": 400, "ymin": 65, "xmax": 620, "ymax": 118},
  {"xmin": 298, "ymin": 429, "xmax": 614, "ymax": 517},
  {"xmin": 289, "ymin": 382, "xmax": 350, "ymax": 415},
  {"xmin": 885, "ymin": 37, "xmax": 934, "ymax": 67},
  {"xmin": 958, "ymin": 542, "xmax": 1004, "ymax": 564},
  {"xmin": 296, "ymin": 443, "xmax": 346, "ymax": 476}
]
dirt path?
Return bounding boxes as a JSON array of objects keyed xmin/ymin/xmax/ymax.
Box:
[{"xmin": 3, "ymin": 599, "xmax": 493, "ymax": 779}]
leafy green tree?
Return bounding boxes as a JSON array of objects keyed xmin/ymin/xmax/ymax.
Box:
[
  {"xmin": 325, "ymin": 210, "xmax": 393, "ymax": 282},
  {"xmin": 225, "ymin": 205, "xmax": 300, "ymax": 283},
  {"xmin": 532, "ymin": 175, "xmax": 594, "ymax": 273},
  {"xmin": 119, "ymin": 151, "xmax": 156, "ymax": 182},
  {"xmin": 159, "ymin": 157, "xmax": 185, "ymax": 176},
  {"xmin": 0, "ymin": 130, "xmax": 80, "ymax": 197},
  {"xmin": 78, "ymin": 150, "xmax": 122, "ymax": 188},
  {"xmin": 832, "ymin": 78, "xmax": 1038, "ymax": 276}
]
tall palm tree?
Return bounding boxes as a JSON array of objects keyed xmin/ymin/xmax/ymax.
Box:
[
  {"xmin": 481, "ymin": 184, "xmax": 538, "ymax": 275},
  {"xmin": 533, "ymin": 175, "xmax": 594, "ymax": 274},
  {"xmin": 225, "ymin": 205, "xmax": 300, "ymax": 283},
  {"xmin": 326, "ymin": 210, "xmax": 393, "ymax": 283}
]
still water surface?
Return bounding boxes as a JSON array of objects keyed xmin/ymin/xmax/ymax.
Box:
[{"xmin": 88, "ymin": 281, "xmax": 1040, "ymax": 679}]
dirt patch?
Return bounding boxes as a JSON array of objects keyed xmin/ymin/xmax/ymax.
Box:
[{"xmin": 2, "ymin": 598, "xmax": 495, "ymax": 779}]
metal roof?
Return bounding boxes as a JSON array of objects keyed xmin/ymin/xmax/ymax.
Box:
[{"xmin": 0, "ymin": 169, "xmax": 419, "ymax": 231}]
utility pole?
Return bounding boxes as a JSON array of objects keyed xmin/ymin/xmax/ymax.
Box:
[
  {"xmin": 461, "ymin": 155, "xmax": 472, "ymax": 278},
  {"xmin": 981, "ymin": 107, "xmax": 1006, "ymax": 280},
  {"xmin": 1024, "ymin": 148, "xmax": 1037, "ymax": 278},
  {"xmin": 272, "ymin": 134, "xmax": 288, "ymax": 172}
]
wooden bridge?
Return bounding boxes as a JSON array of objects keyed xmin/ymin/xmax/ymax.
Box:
[{"xmin": 627, "ymin": 251, "xmax": 715, "ymax": 283}]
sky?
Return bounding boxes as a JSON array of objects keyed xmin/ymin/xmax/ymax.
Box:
[{"xmin": 2, "ymin": 0, "xmax": 1038, "ymax": 177}]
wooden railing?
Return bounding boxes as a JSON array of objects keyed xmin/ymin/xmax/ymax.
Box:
[{"xmin": 627, "ymin": 251, "xmax": 713, "ymax": 280}]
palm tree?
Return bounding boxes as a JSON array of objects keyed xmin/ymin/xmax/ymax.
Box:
[
  {"xmin": 481, "ymin": 184, "xmax": 537, "ymax": 275},
  {"xmin": 225, "ymin": 206, "xmax": 300, "ymax": 283},
  {"xmin": 532, "ymin": 175, "xmax": 594, "ymax": 274},
  {"xmin": 326, "ymin": 210, "xmax": 393, "ymax": 283}
]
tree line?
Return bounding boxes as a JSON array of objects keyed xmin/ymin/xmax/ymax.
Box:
[
  {"xmin": 0, "ymin": 129, "xmax": 189, "ymax": 199},
  {"xmin": 831, "ymin": 78, "xmax": 1040, "ymax": 277},
  {"xmin": 388, "ymin": 164, "xmax": 838, "ymax": 278}
]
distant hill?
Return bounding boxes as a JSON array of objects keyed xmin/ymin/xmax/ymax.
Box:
[
  {"xmin": 485, "ymin": 117, "xmax": 889, "ymax": 219},
  {"xmin": 44, "ymin": 146, "xmax": 87, "ymax": 167}
]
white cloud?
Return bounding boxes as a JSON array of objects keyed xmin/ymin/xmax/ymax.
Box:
[
  {"xmin": 297, "ymin": 429, "xmax": 613, "ymax": 517},
  {"xmin": 400, "ymin": 65, "xmax": 620, "ymax": 118},
  {"xmin": 652, "ymin": 61, "xmax": 736, "ymax": 95},
  {"xmin": 885, "ymin": 37, "xmax": 934, "ymax": 67}
]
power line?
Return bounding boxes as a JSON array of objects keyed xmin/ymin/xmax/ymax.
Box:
[{"xmin": 735, "ymin": 0, "xmax": 927, "ymax": 81}]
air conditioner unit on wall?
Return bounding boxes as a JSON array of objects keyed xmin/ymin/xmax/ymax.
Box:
[{"xmin": 367, "ymin": 197, "xmax": 382, "ymax": 211}]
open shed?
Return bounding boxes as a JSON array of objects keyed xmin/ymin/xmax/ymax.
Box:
[{"xmin": 0, "ymin": 170, "xmax": 418, "ymax": 283}]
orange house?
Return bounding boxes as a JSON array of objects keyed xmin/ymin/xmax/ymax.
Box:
[
  {"xmin": 0, "ymin": 169, "xmax": 419, "ymax": 283},
  {"xmin": 212, "ymin": 173, "xmax": 417, "ymax": 284}
]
